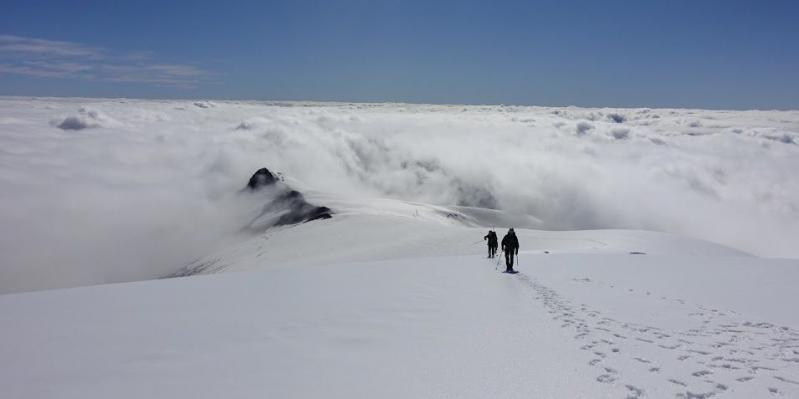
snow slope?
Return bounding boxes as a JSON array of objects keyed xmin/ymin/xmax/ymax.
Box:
[
  {"xmin": 2, "ymin": 240, "xmax": 798, "ymax": 398},
  {"xmin": 171, "ymin": 194, "xmax": 749, "ymax": 277}
]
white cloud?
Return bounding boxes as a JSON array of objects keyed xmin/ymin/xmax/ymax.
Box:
[
  {"xmin": 0, "ymin": 34, "xmax": 103, "ymax": 58},
  {"xmin": 1, "ymin": 99, "xmax": 798, "ymax": 294},
  {"xmin": 0, "ymin": 34, "xmax": 211, "ymax": 88}
]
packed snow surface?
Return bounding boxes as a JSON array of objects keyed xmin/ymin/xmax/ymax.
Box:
[
  {"xmin": 1, "ymin": 97, "xmax": 799, "ymax": 293},
  {"xmin": 2, "ymin": 239, "xmax": 798, "ymax": 398}
]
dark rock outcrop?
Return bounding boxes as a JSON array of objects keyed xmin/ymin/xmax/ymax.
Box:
[
  {"xmin": 166, "ymin": 168, "xmax": 332, "ymax": 278},
  {"xmin": 247, "ymin": 168, "xmax": 278, "ymax": 189},
  {"xmin": 243, "ymin": 167, "xmax": 332, "ymax": 231},
  {"xmin": 268, "ymin": 190, "xmax": 332, "ymax": 226}
]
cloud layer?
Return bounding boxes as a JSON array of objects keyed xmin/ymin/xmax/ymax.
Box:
[
  {"xmin": 1, "ymin": 98, "xmax": 798, "ymax": 293},
  {"xmin": 0, "ymin": 35, "xmax": 211, "ymax": 88}
]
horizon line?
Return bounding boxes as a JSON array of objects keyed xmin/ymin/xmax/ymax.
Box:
[{"xmin": 1, "ymin": 94, "xmax": 796, "ymax": 113}]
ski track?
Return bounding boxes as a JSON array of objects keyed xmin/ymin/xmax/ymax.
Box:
[{"xmin": 512, "ymin": 271, "xmax": 799, "ymax": 398}]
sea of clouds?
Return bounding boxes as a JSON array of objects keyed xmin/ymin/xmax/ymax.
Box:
[{"xmin": 1, "ymin": 98, "xmax": 797, "ymax": 293}]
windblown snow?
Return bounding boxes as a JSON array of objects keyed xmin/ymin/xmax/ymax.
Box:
[{"xmin": 1, "ymin": 97, "xmax": 799, "ymax": 398}]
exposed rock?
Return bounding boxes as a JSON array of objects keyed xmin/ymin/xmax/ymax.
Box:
[
  {"xmin": 243, "ymin": 167, "xmax": 332, "ymax": 231},
  {"xmin": 247, "ymin": 168, "xmax": 278, "ymax": 189}
]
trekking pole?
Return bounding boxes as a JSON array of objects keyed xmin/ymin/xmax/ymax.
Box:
[{"xmin": 495, "ymin": 249, "xmax": 503, "ymax": 270}]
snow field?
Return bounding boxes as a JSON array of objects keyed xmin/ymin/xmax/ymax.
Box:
[{"xmin": 2, "ymin": 249, "xmax": 797, "ymax": 398}]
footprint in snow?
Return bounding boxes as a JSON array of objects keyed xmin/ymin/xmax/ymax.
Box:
[
  {"xmin": 517, "ymin": 275, "xmax": 799, "ymax": 397},
  {"xmin": 625, "ymin": 385, "xmax": 645, "ymax": 398},
  {"xmin": 596, "ymin": 374, "xmax": 616, "ymax": 383},
  {"xmin": 774, "ymin": 376, "xmax": 799, "ymax": 385}
]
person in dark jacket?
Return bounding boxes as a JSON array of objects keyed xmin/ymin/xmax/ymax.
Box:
[
  {"xmin": 483, "ymin": 230, "xmax": 498, "ymax": 258},
  {"xmin": 501, "ymin": 228, "xmax": 520, "ymax": 272}
]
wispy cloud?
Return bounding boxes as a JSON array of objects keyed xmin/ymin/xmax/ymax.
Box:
[
  {"xmin": 0, "ymin": 34, "xmax": 212, "ymax": 88},
  {"xmin": 0, "ymin": 35, "xmax": 103, "ymax": 58}
]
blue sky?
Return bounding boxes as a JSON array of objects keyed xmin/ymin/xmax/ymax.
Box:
[{"xmin": 1, "ymin": 0, "xmax": 797, "ymax": 109}]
